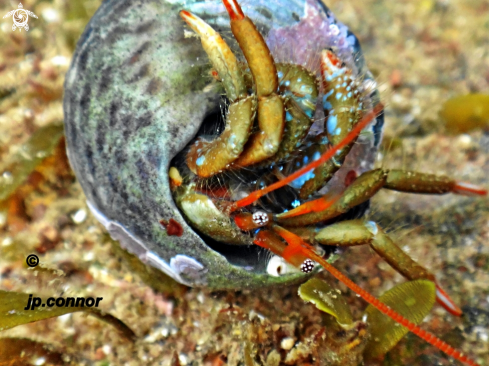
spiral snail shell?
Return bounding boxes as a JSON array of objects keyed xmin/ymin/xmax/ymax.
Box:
[{"xmin": 63, "ymin": 0, "xmax": 383, "ymax": 288}]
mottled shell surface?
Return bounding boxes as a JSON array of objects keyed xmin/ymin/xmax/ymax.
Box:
[{"xmin": 64, "ymin": 0, "xmax": 383, "ymax": 288}]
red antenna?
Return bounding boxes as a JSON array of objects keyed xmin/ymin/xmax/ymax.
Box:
[
  {"xmin": 269, "ymin": 227, "xmax": 480, "ymax": 366},
  {"xmin": 236, "ymin": 104, "xmax": 480, "ymax": 366}
]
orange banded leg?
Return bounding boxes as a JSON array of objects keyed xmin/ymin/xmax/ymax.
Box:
[
  {"xmin": 180, "ymin": 10, "xmax": 255, "ymax": 177},
  {"xmin": 277, "ymin": 168, "xmax": 487, "ymax": 227},
  {"xmin": 223, "ymin": 0, "xmax": 285, "ymax": 167},
  {"xmin": 277, "ymin": 168, "xmax": 386, "ymax": 226},
  {"xmin": 384, "ymin": 170, "xmax": 487, "ymax": 195},
  {"xmin": 313, "ymin": 219, "xmax": 462, "ymax": 316}
]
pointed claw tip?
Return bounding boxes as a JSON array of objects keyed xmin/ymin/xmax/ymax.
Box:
[
  {"xmin": 179, "ymin": 10, "xmax": 192, "ymax": 19},
  {"xmin": 180, "ymin": 10, "xmax": 199, "ymax": 28},
  {"xmin": 436, "ymin": 286, "xmax": 463, "ymax": 317},
  {"xmin": 453, "ymin": 182, "xmax": 487, "ymax": 196},
  {"xmin": 321, "ymin": 49, "xmax": 341, "ymax": 68},
  {"xmin": 222, "ymin": 0, "xmax": 245, "ymax": 20},
  {"xmin": 320, "ymin": 50, "xmax": 349, "ymax": 86}
]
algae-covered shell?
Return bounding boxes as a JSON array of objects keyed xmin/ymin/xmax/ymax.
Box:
[{"xmin": 63, "ymin": 0, "xmax": 383, "ymax": 288}]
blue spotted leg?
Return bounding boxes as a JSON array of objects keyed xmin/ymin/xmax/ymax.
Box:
[{"xmin": 296, "ymin": 50, "xmax": 366, "ymax": 199}]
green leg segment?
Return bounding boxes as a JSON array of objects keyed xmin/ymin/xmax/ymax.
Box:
[
  {"xmin": 314, "ymin": 219, "xmax": 435, "ymax": 282},
  {"xmin": 276, "ymin": 168, "xmax": 473, "ymax": 227},
  {"xmin": 310, "ymin": 219, "xmax": 462, "ymax": 316}
]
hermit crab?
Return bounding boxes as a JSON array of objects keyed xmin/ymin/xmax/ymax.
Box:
[
  {"xmin": 63, "ymin": 0, "xmax": 486, "ymax": 364},
  {"xmin": 64, "ymin": 0, "xmax": 387, "ymax": 291}
]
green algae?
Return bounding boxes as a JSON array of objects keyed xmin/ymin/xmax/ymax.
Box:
[
  {"xmin": 363, "ymin": 280, "xmax": 435, "ymax": 360},
  {"xmin": 441, "ymin": 94, "xmax": 489, "ymax": 133},
  {"xmin": 0, "ymin": 124, "xmax": 64, "ymax": 201}
]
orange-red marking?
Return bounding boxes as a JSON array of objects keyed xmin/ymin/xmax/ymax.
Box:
[
  {"xmin": 453, "ymin": 182, "xmax": 487, "ymax": 196},
  {"xmin": 344, "ymin": 170, "xmax": 358, "ymax": 187},
  {"xmin": 180, "ymin": 10, "xmax": 193, "ymax": 20},
  {"xmin": 234, "ymin": 212, "xmax": 271, "ymax": 231},
  {"xmin": 323, "ymin": 49, "xmax": 341, "ymax": 67},
  {"xmin": 435, "ymin": 284, "xmax": 463, "ymax": 317},
  {"xmin": 195, "ymin": 186, "xmax": 231, "ymax": 199},
  {"xmin": 222, "ymin": 0, "xmax": 245, "ymax": 20},
  {"xmin": 277, "ymin": 192, "xmax": 340, "ymax": 219},
  {"xmin": 160, "ymin": 218, "xmax": 184, "ymax": 237}
]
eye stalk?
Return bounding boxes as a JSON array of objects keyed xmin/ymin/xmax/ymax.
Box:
[{"xmin": 252, "ymin": 211, "xmax": 269, "ymax": 227}]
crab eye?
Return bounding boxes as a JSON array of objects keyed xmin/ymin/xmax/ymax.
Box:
[
  {"xmin": 252, "ymin": 211, "xmax": 269, "ymax": 226},
  {"xmin": 300, "ymin": 259, "xmax": 315, "ymax": 273}
]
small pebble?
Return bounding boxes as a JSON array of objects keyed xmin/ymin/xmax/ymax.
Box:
[
  {"xmin": 281, "ymin": 337, "xmax": 295, "ymax": 350},
  {"xmin": 42, "ymin": 8, "xmax": 60, "ymax": 23},
  {"xmin": 71, "ymin": 209, "xmax": 87, "ymax": 224},
  {"xmin": 1, "ymin": 237, "xmax": 13, "ymax": 246},
  {"xmin": 458, "ymin": 134, "xmax": 472, "ymax": 148},
  {"xmin": 33, "ymin": 357, "xmax": 46, "ymax": 366},
  {"xmin": 390, "ymin": 69, "xmax": 402, "ymax": 87},
  {"xmin": 179, "ymin": 353, "xmax": 188, "ymax": 365}
]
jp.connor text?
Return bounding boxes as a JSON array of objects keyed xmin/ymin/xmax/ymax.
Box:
[{"xmin": 24, "ymin": 294, "xmax": 103, "ymax": 310}]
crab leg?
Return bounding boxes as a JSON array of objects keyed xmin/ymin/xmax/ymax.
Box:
[
  {"xmin": 180, "ymin": 11, "xmax": 247, "ymax": 101},
  {"xmin": 180, "ymin": 11, "xmax": 255, "ymax": 178},
  {"xmin": 312, "ymin": 219, "xmax": 462, "ymax": 316},
  {"xmin": 223, "ymin": 0, "xmax": 285, "ymax": 167},
  {"xmin": 277, "ymin": 168, "xmax": 385, "ymax": 225},
  {"xmin": 274, "ymin": 64, "xmax": 318, "ymax": 162},
  {"xmin": 238, "ymin": 63, "xmax": 319, "ymax": 164},
  {"xmin": 278, "ymin": 98, "xmax": 315, "ymax": 160},
  {"xmin": 276, "ymin": 168, "xmax": 487, "ymax": 226},
  {"xmin": 254, "ymin": 229, "xmax": 308, "ymax": 267},
  {"xmin": 298, "ymin": 50, "xmax": 365, "ymax": 198},
  {"xmin": 231, "ymin": 103, "xmax": 384, "ymax": 210},
  {"xmin": 261, "ymin": 226, "xmax": 480, "ymax": 366}
]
